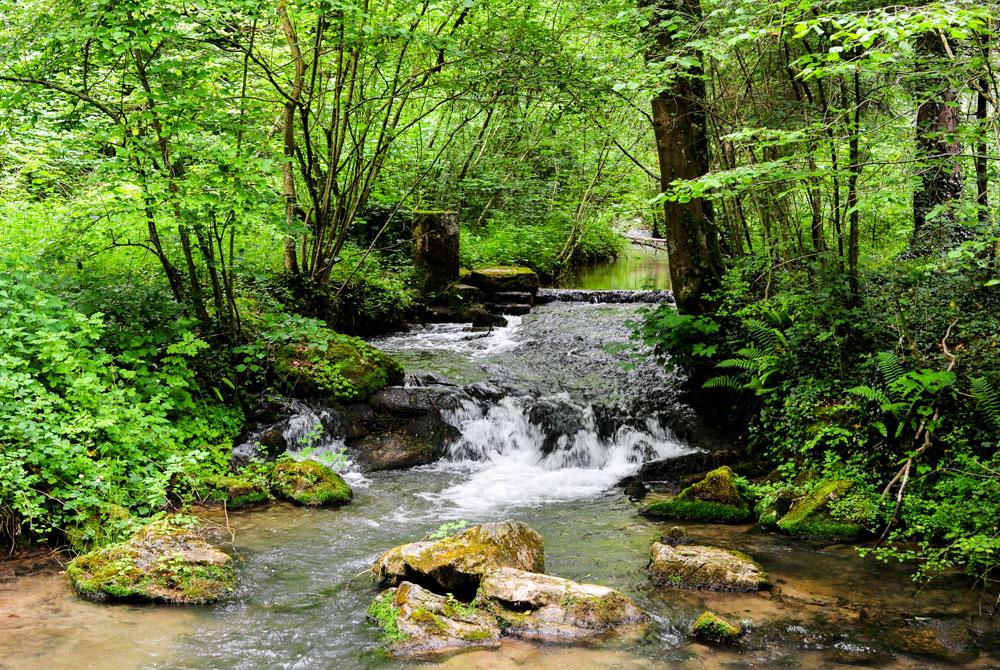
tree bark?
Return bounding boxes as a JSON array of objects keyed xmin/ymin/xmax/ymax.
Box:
[
  {"xmin": 645, "ymin": 0, "xmax": 723, "ymax": 314},
  {"xmin": 912, "ymin": 32, "xmax": 963, "ymax": 247}
]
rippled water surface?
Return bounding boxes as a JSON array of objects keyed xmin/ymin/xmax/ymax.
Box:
[{"xmin": 3, "ymin": 299, "xmax": 998, "ymax": 670}]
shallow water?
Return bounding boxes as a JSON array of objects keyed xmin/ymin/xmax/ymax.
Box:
[
  {"xmin": 561, "ymin": 244, "xmax": 671, "ymax": 291},
  {"xmin": 3, "ymin": 300, "xmax": 998, "ymax": 669}
]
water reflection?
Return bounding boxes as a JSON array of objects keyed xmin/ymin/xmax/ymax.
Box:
[{"xmin": 562, "ymin": 245, "xmax": 670, "ymax": 291}]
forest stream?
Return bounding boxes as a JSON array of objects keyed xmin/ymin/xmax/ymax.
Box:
[{"xmin": 2, "ymin": 253, "xmax": 998, "ymax": 669}]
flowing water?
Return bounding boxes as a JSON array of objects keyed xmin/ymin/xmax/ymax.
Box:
[{"xmin": 3, "ymin": 295, "xmax": 998, "ymax": 669}]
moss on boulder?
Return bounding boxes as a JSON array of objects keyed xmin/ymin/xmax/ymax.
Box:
[
  {"xmin": 274, "ymin": 331, "xmax": 403, "ymax": 402},
  {"xmin": 690, "ymin": 610, "xmax": 743, "ymax": 645},
  {"xmin": 66, "ymin": 517, "xmax": 235, "ymax": 604},
  {"xmin": 642, "ymin": 466, "xmax": 752, "ymax": 523},
  {"xmin": 649, "ymin": 542, "xmax": 770, "ymax": 592},
  {"xmin": 271, "ymin": 459, "xmax": 352, "ymax": 507},
  {"xmin": 373, "ymin": 520, "xmax": 545, "ymax": 595},
  {"xmin": 777, "ymin": 479, "xmax": 860, "ymax": 542},
  {"xmin": 195, "ymin": 474, "xmax": 270, "ymax": 508},
  {"xmin": 465, "ymin": 266, "xmax": 540, "ymax": 293},
  {"xmin": 368, "ymin": 582, "xmax": 501, "ymax": 656}
]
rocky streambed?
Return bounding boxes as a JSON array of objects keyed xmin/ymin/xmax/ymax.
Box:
[{"xmin": 2, "ymin": 299, "xmax": 999, "ymax": 669}]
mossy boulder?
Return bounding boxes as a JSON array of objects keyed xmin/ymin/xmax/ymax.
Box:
[
  {"xmin": 66, "ymin": 517, "xmax": 235, "ymax": 604},
  {"xmin": 195, "ymin": 474, "xmax": 270, "ymax": 508},
  {"xmin": 690, "ymin": 610, "xmax": 743, "ymax": 645},
  {"xmin": 274, "ymin": 331, "xmax": 403, "ymax": 402},
  {"xmin": 755, "ymin": 486, "xmax": 797, "ymax": 529},
  {"xmin": 373, "ymin": 520, "xmax": 545, "ymax": 596},
  {"xmin": 476, "ymin": 567, "xmax": 648, "ymax": 642},
  {"xmin": 649, "ymin": 543, "xmax": 770, "ymax": 592},
  {"xmin": 641, "ymin": 466, "xmax": 752, "ymax": 523},
  {"xmin": 777, "ymin": 479, "xmax": 860, "ymax": 542},
  {"xmin": 465, "ymin": 266, "xmax": 539, "ymax": 293},
  {"xmin": 368, "ymin": 582, "xmax": 501, "ymax": 657},
  {"xmin": 888, "ymin": 618, "xmax": 976, "ymax": 664},
  {"xmin": 271, "ymin": 459, "xmax": 352, "ymax": 507}
]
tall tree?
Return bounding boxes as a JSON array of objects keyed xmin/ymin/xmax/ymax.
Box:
[{"xmin": 644, "ymin": 0, "xmax": 723, "ymax": 314}]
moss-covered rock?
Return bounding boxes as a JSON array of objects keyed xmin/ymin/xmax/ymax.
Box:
[
  {"xmin": 66, "ymin": 517, "xmax": 235, "ymax": 604},
  {"xmin": 690, "ymin": 610, "xmax": 743, "ymax": 645},
  {"xmin": 476, "ymin": 567, "xmax": 647, "ymax": 641},
  {"xmin": 649, "ymin": 542, "xmax": 770, "ymax": 592},
  {"xmin": 195, "ymin": 474, "xmax": 270, "ymax": 508},
  {"xmin": 368, "ymin": 582, "xmax": 501, "ymax": 657},
  {"xmin": 465, "ymin": 266, "xmax": 540, "ymax": 293},
  {"xmin": 274, "ymin": 331, "xmax": 403, "ymax": 402},
  {"xmin": 754, "ymin": 485, "xmax": 797, "ymax": 529},
  {"xmin": 641, "ymin": 466, "xmax": 752, "ymax": 523},
  {"xmin": 271, "ymin": 459, "xmax": 352, "ymax": 507},
  {"xmin": 777, "ymin": 479, "xmax": 860, "ymax": 542},
  {"xmin": 373, "ymin": 520, "xmax": 545, "ymax": 596}
]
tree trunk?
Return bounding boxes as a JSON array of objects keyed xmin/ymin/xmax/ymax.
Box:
[
  {"xmin": 646, "ymin": 0, "xmax": 723, "ymax": 314},
  {"xmin": 913, "ymin": 32, "xmax": 963, "ymax": 247}
]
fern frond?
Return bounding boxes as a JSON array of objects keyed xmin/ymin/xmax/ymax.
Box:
[
  {"xmin": 744, "ymin": 319, "xmax": 787, "ymax": 351},
  {"xmin": 970, "ymin": 376, "xmax": 1000, "ymax": 430},
  {"xmin": 847, "ymin": 385, "xmax": 891, "ymax": 406},
  {"xmin": 876, "ymin": 351, "xmax": 904, "ymax": 384},
  {"xmin": 703, "ymin": 375, "xmax": 744, "ymax": 391}
]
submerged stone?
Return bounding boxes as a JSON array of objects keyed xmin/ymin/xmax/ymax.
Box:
[
  {"xmin": 641, "ymin": 466, "xmax": 752, "ymax": 523},
  {"xmin": 477, "ymin": 567, "xmax": 648, "ymax": 641},
  {"xmin": 372, "ymin": 520, "xmax": 545, "ymax": 596},
  {"xmin": 271, "ymin": 459, "xmax": 352, "ymax": 507},
  {"xmin": 66, "ymin": 518, "xmax": 235, "ymax": 604},
  {"xmin": 649, "ymin": 542, "xmax": 770, "ymax": 592},
  {"xmin": 465, "ymin": 266, "xmax": 540, "ymax": 293},
  {"xmin": 273, "ymin": 330, "xmax": 403, "ymax": 402},
  {"xmin": 777, "ymin": 479, "xmax": 860, "ymax": 542},
  {"xmin": 195, "ymin": 474, "xmax": 270, "ymax": 508},
  {"xmin": 368, "ymin": 582, "xmax": 501, "ymax": 657},
  {"xmin": 888, "ymin": 618, "xmax": 977, "ymax": 664},
  {"xmin": 690, "ymin": 610, "xmax": 743, "ymax": 645}
]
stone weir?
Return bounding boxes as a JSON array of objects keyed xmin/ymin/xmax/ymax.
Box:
[{"xmin": 536, "ymin": 288, "xmax": 675, "ymax": 305}]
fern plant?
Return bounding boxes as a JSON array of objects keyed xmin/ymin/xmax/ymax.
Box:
[
  {"xmin": 704, "ymin": 316, "xmax": 788, "ymax": 395},
  {"xmin": 970, "ymin": 376, "xmax": 1000, "ymax": 430}
]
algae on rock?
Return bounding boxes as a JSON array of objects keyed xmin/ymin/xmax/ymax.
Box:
[
  {"xmin": 690, "ymin": 610, "xmax": 743, "ymax": 645},
  {"xmin": 649, "ymin": 542, "xmax": 770, "ymax": 592},
  {"xmin": 271, "ymin": 459, "xmax": 352, "ymax": 506},
  {"xmin": 195, "ymin": 474, "xmax": 270, "ymax": 508},
  {"xmin": 66, "ymin": 517, "xmax": 235, "ymax": 604},
  {"xmin": 642, "ymin": 466, "xmax": 753, "ymax": 523},
  {"xmin": 273, "ymin": 330, "xmax": 403, "ymax": 402},
  {"xmin": 777, "ymin": 479, "xmax": 860, "ymax": 541},
  {"xmin": 372, "ymin": 520, "xmax": 545, "ymax": 595}
]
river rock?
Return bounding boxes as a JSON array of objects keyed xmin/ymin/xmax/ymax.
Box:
[
  {"xmin": 194, "ymin": 474, "xmax": 270, "ymax": 508},
  {"xmin": 635, "ymin": 449, "xmax": 740, "ymax": 484},
  {"xmin": 372, "ymin": 520, "xmax": 545, "ymax": 596},
  {"xmin": 465, "ymin": 266, "xmax": 540, "ymax": 293},
  {"xmin": 273, "ymin": 330, "xmax": 403, "ymax": 402},
  {"xmin": 690, "ymin": 610, "xmax": 743, "ymax": 645},
  {"xmin": 888, "ymin": 618, "xmax": 977, "ymax": 664},
  {"xmin": 368, "ymin": 582, "xmax": 501, "ymax": 657},
  {"xmin": 476, "ymin": 568, "xmax": 647, "ymax": 641},
  {"xmin": 777, "ymin": 479, "xmax": 860, "ymax": 542},
  {"xmin": 66, "ymin": 518, "xmax": 235, "ymax": 604},
  {"xmin": 649, "ymin": 542, "xmax": 770, "ymax": 592},
  {"xmin": 641, "ymin": 466, "xmax": 752, "ymax": 523},
  {"xmin": 355, "ymin": 431, "xmax": 448, "ymax": 470},
  {"xmin": 271, "ymin": 459, "xmax": 352, "ymax": 506}
]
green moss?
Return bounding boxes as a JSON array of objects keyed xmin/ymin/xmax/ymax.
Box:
[
  {"xmin": 195, "ymin": 474, "xmax": 270, "ymax": 508},
  {"xmin": 690, "ymin": 610, "xmax": 742, "ymax": 645},
  {"xmin": 368, "ymin": 592, "xmax": 408, "ymax": 643},
  {"xmin": 66, "ymin": 518, "xmax": 235, "ymax": 604},
  {"xmin": 466, "ymin": 266, "xmax": 540, "ymax": 292},
  {"xmin": 271, "ymin": 459, "xmax": 352, "ymax": 507},
  {"xmin": 642, "ymin": 467, "xmax": 752, "ymax": 523},
  {"xmin": 274, "ymin": 331, "xmax": 403, "ymax": 402},
  {"xmin": 777, "ymin": 479, "xmax": 860, "ymax": 542}
]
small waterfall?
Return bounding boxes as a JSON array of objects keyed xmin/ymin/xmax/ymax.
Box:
[{"xmin": 423, "ymin": 394, "xmax": 694, "ymax": 515}]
